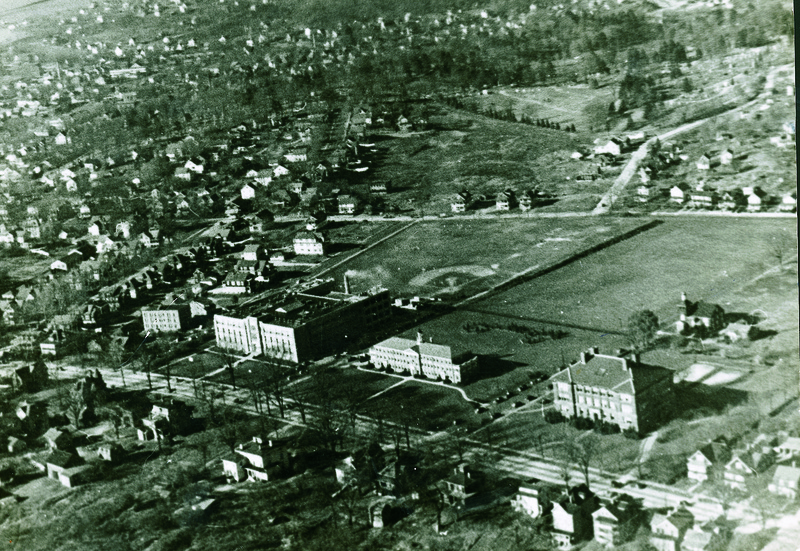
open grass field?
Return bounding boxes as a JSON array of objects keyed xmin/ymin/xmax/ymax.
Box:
[
  {"xmin": 474, "ymin": 217, "xmax": 796, "ymax": 336},
  {"xmin": 326, "ymin": 217, "xmax": 645, "ymax": 297},
  {"xmin": 369, "ymin": 111, "xmax": 581, "ymax": 210},
  {"xmin": 403, "ymin": 309, "xmax": 628, "ymax": 390},
  {"xmin": 478, "ymin": 85, "xmax": 616, "ymax": 132},
  {"xmin": 366, "ymin": 379, "xmax": 480, "ymax": 432}
]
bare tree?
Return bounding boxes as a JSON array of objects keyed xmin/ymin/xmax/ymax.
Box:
[
  {"xmin": 567, "ymin": 432, "xmax": 600, "ymax": 490},
  {"xmin": 768, "ymin": 230, "xmax": 797, "ymax": 267},
  {"xmin": 100, "ymin": 405, "xmax": 124, "ymax": 439}
]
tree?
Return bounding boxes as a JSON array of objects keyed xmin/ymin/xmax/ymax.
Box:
[
  {"xmin": 100, "ymin": 405, "xmax": 125, "ymax": 439},
  {"xmin": 64, "ymin": 392, "xmax": 87, "ymax": 428},
  {"xmin": 137, "ymin": 336, "xmax": 164, "ymax": 391},
  {"xmin": 627, "ymin": 310, "xmax": 659, "ymax": 350},
  {"xmin": 767, "ymin": 230, "xmax": 796, "ymax": 267},
  {"xmin": 567, "ymin": 433, "xmax": 600, "ymax": 490}
]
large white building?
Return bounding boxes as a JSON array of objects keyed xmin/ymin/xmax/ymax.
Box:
[
  {"xmin": 550, "ymin": 348, "xmax": 673, "ymax": 433},
  {"xmin": 369, "ymin": 333, "xmax": 478, "ymax": 384},
  {"xmin": 142, "ymin": 305, "xmax": 190, "ymax": 333},
  {"xmin": 214, "ymin": 281, "xmax": 391, "ymax": 363},
  {"xmin": 293, "ymin": 231, "xmax": 325, "ymax": 256},
  {"xmin": 213, "ymin": 314, "xmax": 262, "ymax": 355}
]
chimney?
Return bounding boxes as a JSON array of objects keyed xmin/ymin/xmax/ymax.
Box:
[
  {"xmin": 681, "ymin": 291, "xmax": 687, "ymax": 303},
  {"xmin": 417, "ymin": 331, "xmax": 423, "ymax": 345},
  {"xmin": 629, "ymin": 352, "xmax": 638, "ymax": 364},
  {"xmin": 343, "ymin": 273, "xmax": 350, "ymax": 294},
  {"xmin": 253, "ymin": 435, "xmax": 262, "ymax": 444}
]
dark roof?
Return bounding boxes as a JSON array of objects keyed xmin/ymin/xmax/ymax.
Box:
[
  {"xmin": 46, "ymin": 450, "xmax": 77, "ymax": 468},
  {"xmin": 550, "ymin": 351, "xmax": 671, "ymax": 395}
]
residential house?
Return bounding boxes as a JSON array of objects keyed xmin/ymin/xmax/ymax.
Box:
[
  {"xmin": 518, "ymin": 190, "xmax": 536, "ymax": 211},
  {"xmin": 687, "ymin": 438, "xmax": 732, "ymax": 482},
  {"xmin": 594, "ymin": 138, "xmax": 623, "ymax": 157},
  {"xmin": 778, "ymin": 193, "xmax": 797, "ymax": 213},
  {"xmin": 593, "ymin": 494, "xmax": 643, "ymax": 547},
  {"xmin": 369, "ymin": 332, "xmax": 479, "ymax": 384},
  {"xmin": 376, "ymin": 452, "xmax": 423, "ymax": 499},
  {"xmin": 334, "ymin": 442, "xmax": 385, "ymax": 490},
  {"xmin": 695, "ymin": 154, "xmax": 711, "ymax": 171},
  {"xmin": 242, "ymin": 244, "xmax": 267, "ymax": 262},
  {"xmin": 289, "ymin": 181, "xmax": 304, "ymax": 195},
  {"xmin": 440, "ymin": 463, "xmax": 485, "ymax": 507},
  {"xmin": 650, "ymin": 506, "xmax": 695, "ymax": 551},
  {"xmin": 689, "ymin": 187, "xmax": 718, "ymax": 209},
  {"xmin": 222, "ymin": 436, "xmax": 290, "ymax": 483},
  {"xmin": 681, "ymin": 523, "xmax": 731, "ymax": 551},
  {"xmin": 137, "ymin": 398, "xmax": 192, "ymax": 441},
  {"xmin": 768, "ymin": 464, "xmax": 800, "ymax": 500},
  {"xmin": 724, "ymin": 445, "xmax": 775, "ymax": 491},
  {"xmin": 273, "ymin": 164, "xmax": 290, "ymax": 178},
  {"xmin": 13, "ymin": 360, "xmax": 49, "ymax": 393},
  {"xmin": 743, "ymin": 186, "xmax": 768, "ymax": 212},
  {"xmin": 676, "ymin": 293, "xmax": 725, "ymax": 335},
  {"xmin": 512, "ymin": 481, "xmax": 551, "ymax": 519},
  {"xmin": 550, "ymin": 348, "xmax": 674, "ymax": 433},
  {"xmin": 495, "ymin": 189, "xmax": 516, "ymax": 211},
  {"xmin": 115, "ymin": 221, "xmax": 131, "ymax": 239},
  {"xmin": 16, "ymin": 400, "xmax": 48, "ymax": 436},
  {"xmin": 139, "ymin": 230, "xmax": 160, "ymax": 248},
  {"xmin": 719, "ymin": 149, "xmax": 734, "ymax": 165},
  {"xmin": 293, "ymin": 231, "xmax": 325, "ymax": 256},
  {"xmin": 637, "ymin": 184, "xmax": 655, "ymax": 202},
  {"xmin": 551, "ymin": 485, "xmax": 598, "ymax": 548},
  {"xmin": 774, "ymin": 437, "xmax": 800, "ymax": 461},
  {"xmin": 78, "ymin": 204, "xmax": 91, "ymax": 219},
  {"xmin": 718, "ymin": 189, "xmax": 746, "ymax": 211},
  {"xmin": 450, "ymin": 190, "xmax": 471, "ymax": 213},
  {"xmin": 43, "ymin": 427, "xmax": 74, "ymax": 451},
  {"xmin": 670, "ymin": 183, "xmax": 690, "ymax": 204},
  {"xmin": 241, "ymin": 184, "xmax": 255, "ymax": 200},
  {"xmin": 337, "ymin": 195, "xmax": 358, "ymax": 215}
]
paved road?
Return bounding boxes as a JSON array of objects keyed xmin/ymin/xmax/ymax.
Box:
[
  {"xmin": 592, "ymin": 63, "xmax": 794, "ymax": 215},
  {"xmin": 52, "ymin": 361, "xmax": 764, "ymax": 525}
]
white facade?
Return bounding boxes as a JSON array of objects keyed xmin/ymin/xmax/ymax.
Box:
[{"xmin": 213, "ymin": 314, "xmax": 262, "ymax": 354}]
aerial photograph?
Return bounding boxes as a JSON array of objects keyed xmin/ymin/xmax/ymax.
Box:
[{"xmin": 0, "ymin": 0, "xmax": 795, "ymax": 548}]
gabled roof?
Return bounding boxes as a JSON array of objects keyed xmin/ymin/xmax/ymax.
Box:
[{"xmin": 772, "ymin": 465, "xmax": 800, "ymax": 484}]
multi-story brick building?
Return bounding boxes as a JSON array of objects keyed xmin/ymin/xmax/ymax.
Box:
[
  {"xmin": 213, "ymin": 280, "xmax": 391, "ymax": 363},
  {"xmin": 550, "ymin": 348, "xmax": 674, "ymax": 433},
  {"xmin": 141, "ymin": 305, "xmax": 191, "ymax": 333},
  {"xmin": 213, "ymin": 314, "xmax": 263, "ymax": 355},
  {"xmin": 369, "ymin": 332, "xmax": 478, "ymax": 384}
]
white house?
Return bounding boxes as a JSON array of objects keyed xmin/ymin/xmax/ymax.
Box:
[{"xmin": 241, "ymin": 184, "xmax": 255, "ymax": 200}]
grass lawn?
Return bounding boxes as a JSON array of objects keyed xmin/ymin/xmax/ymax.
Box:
[
  {"xmin": 476, "ymin": 217, "xmax": 796, "ymax": 337},
  {"xmin": 369, "ymin": 110, "xmax": 580, "ymax": 209},
  {"xmin": 162, "ymin": 353, "xmax": 226, "ymax": 379},
  {"xmin": 325, "ymin": 217, "xmax": 645, "ymax": 297},
  {"xmin": 366, "ymin": 380, "xmax": 481, "ymax": 432}
]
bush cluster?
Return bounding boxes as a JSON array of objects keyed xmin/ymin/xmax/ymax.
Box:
[{"xmin": 461, "ymin": 321, "xmax": 568, "ymax": 344}]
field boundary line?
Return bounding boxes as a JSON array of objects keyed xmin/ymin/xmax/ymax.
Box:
[
  {"xmin": 313, "ymin": 220, "xmax": 418, "ymax": 277},
  {"xmin": 455, "ymin": 219, "xmax": 663, "ymax": 308}
]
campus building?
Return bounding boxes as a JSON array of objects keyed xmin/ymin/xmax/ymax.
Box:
[
  {"xmin": 213, "ymin": 279, "xmax": 391, "ymax": 363},
  {"xmin": 368, "ymin": 332, "xmax": 478, "ymax": 384},
  {"xmin": 141, "ymin": 305, "xmax": 191, "ymax": 333},
  {"xmin": 549, "ymin": 348, "xmax": 674, "ymax": 433}
]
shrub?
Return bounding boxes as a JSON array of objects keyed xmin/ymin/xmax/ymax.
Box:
[
  {"xmin": 545, "ymin": 410, "xmax": 566, "ymax": 424},
  {"xmin": 623, "ymin": 428, "xmax": 641, "ymax": 440}
]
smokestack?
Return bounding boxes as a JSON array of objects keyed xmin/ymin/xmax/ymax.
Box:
[
  {"xmin": 343, "ymin": 273, "xmax": 350, "ymax": 294},
  {"xmin": 417, "ymin": 331, "xmax": 423, "ymax": 345}
]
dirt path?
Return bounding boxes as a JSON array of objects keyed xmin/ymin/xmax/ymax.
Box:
[
  {"xmin": 593, "ymin": 63, "xmax": 793, "ymax": 215},
  {"xmin": 497, "ymin": 89, "xmax": 574, "ymax": 113}
]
